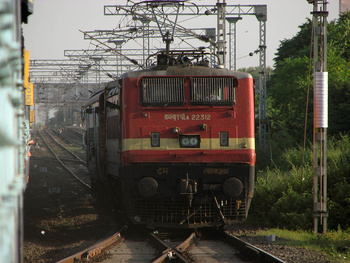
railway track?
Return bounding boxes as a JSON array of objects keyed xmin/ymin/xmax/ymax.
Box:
[
  {"xmin": 58, "ymin": 126, "xmax": 85, "ymax": 148},
  {"xmin": 37, "ymin": 128, "xmax": 90, "ymax": 189},
  {"xmin": 24, "ymin": 129, "xmax": 117, "ymax": 262},
  {"xmin": 58, "ymin": 226, "xmax": 286, "ymax": 263},
  {"xmin": 35, "ymin": 128, "xmax": 285, "ymax": 263}
]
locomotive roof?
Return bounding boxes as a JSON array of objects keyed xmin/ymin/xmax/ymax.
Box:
[
  {"xmin": 83, "ymin": 81, "xmax": 120, "ymax": 107},
  {"xmin": 121, "ymin": 66, "xmax": 252, "ymax": 80}
]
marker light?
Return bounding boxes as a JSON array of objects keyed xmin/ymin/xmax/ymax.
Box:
[
  {"xmin": 220, "ymin": 131, "xmax": 229, "ymax": 146},
  {"xmin": 151, "ymin": 132, "xmax": 160, "ymax": 147},
  {"xmin": 179, "ymin": 135, "xmax": 200, "ymax": 148}
]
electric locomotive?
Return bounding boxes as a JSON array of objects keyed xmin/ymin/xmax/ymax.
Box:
[{"xmin": 83, "ymin": 50, "xmax": 255, "ymax": 228}]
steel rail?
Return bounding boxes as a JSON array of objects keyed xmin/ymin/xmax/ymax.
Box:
[
  {"xmin": 59, "ymin": 127, "xmax": 85, "ymax": 148},
  {"xmin": 219, "ymin": 230, "xmax": 286, "ymax": 263},
  {"xmin": 149, "ymin": 228, "xmax": 286, "ymax": 263},
  {"xmin": 44, "ymin": 129, "xmax": 86, "ymax": 164},
  {"xmin": 150, "ymin": 231, "xmax": 197, "ymax": 263},
  {"xmin": 37, "ymin": 129, "xmax": 91, "ymax": 189},
  {"xmin": 55, "ymin": 224, "xmax": 286, "ymax": 263},
  {"xmin": 56, "ymin": 225, "xmax": 127, "ymax": 263}
]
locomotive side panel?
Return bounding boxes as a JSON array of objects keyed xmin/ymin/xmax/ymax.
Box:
[
  {"xmin": 85, "ymin": 102, "xmax": 101, "ymax": 186},
  {"xmin": 106, "ymin": 92, "xmax": 121, "ymax": 178},
  {"xmin": 84, "ymin": 90, "xmax": 110, "ymax": 190}
]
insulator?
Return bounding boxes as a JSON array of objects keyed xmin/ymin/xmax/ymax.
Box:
[{"xmin": 314, "ymin": 71, "xmax": 328, "ymax": 128}]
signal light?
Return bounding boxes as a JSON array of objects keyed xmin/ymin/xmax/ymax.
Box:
[
  {"xmin": 151, "ymin": 132, "xmax": 160, "ymax": 147},
  {"xmin": 220, "ymin": 132, "xmax": 229, "ymax": 146}
]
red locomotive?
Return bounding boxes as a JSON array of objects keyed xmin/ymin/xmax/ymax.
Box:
[{"xmin": 83, "ymin": 50, "xmax": 255, "ymax": 228}]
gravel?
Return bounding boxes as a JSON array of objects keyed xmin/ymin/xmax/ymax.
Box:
[
  {"xmin": 23, "ymin": 135, "xmax": 112, "ymax": 263},
  {"xmin": 227, "ymin": 227, "xmax": 334, "ymax": 263}
]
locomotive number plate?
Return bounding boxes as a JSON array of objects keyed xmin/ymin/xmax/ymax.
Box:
[
  {"xmin": 164, "ymin": 114, "xmax": 211, "ymax": 121},
  {"xmin": 191, "ymin": 114, "xmax": 211, "ymax": 121}
]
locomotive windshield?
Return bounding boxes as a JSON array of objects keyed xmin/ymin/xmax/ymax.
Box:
[
  {"xmin": 140, "ymin": 77, "xmax": 185, "ymax": 106},
  {"xmin": 140, "ymin": 76, "xmax": 236, "ymax": 106},
  {"xmin": 190, "ymin": 77, "xmax": 236, "ymax": 106}
]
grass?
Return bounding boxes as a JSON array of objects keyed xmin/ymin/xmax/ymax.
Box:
[{"xmin": 244, "ymin": 228, "xmax": 350, "ymax": 262}]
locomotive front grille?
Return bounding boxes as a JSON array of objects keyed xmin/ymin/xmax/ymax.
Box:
[
  {"xmin": 130, "ymin": 198, "xmax": 246, "ymax": 226},
  {"xmin": 141, "ymin": 77, "xmax": 185, "ymax": 105}
]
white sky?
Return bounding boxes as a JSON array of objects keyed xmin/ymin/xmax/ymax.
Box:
[{"xmin": 22, "ymin": 0, "xmax": 340, "ymax": 69}]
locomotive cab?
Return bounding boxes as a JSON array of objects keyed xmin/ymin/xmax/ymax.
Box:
[{"xmin": 119, "ymin": 51, "xmax": 255, "ymax": 228}]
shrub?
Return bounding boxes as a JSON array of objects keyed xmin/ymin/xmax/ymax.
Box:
[{"xmin": 250, "ymin": 134, "xmax": 350, "ymax": 230}]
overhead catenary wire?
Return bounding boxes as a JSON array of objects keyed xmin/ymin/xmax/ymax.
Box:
[{"xmin": 80, "ymin": 29, "xmax": 143, "ymax": 69}]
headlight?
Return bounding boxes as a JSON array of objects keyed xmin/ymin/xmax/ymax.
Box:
[
  {"xmin": 189, "ymin": 137, "xmax": 199, "ymax": 146},
  {"xmin": 179, "ymin": 135, "xmax": 200, "ymax": 148},
  {"xmin": 181, "ymin": 137, "xmax": 190, "ymax": 146},
  {"xmin": 222, "ymin": 177, "xmax": 243, "ymax": 197},
  {"xmin": 138, "ymin": 177, "xmax": 158, "ymax": 197}
]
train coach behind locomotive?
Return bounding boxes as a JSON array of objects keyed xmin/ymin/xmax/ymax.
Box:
[{"xmin": 83, "ymin": 50, "xmax": 256, "ymax": 228}]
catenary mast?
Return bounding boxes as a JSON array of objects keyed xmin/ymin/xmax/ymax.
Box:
[{"xmin": 308, "ymin": 0, "xmax": 328, "ymax": 234}]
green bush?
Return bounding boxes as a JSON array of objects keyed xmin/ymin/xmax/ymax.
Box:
[
  {"xmin": 250, "ymin": 134, "xmax": 350, "ymax": 230},
  {"xmin": 270, "ymin": 189, "xmax": 313, "ymax": 229},
  {"xmin": 249, "ymin": 165, "xmax": 313, "ymax": 230}
]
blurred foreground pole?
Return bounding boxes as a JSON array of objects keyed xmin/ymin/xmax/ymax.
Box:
[{"xmin": 308, "ymin": 0, "xmax": 328, "ymax": 233}]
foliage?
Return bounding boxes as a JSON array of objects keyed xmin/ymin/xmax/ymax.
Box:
[
  {"xmin": 249, "ymin": 8, "xmax": 350, "ymax": 250},
  {"xmin": 274, "ymin": 19, "xmax": 312, "ymax": 64},
  {"xmin": 327, "ymin": 134, "xmax": 350, "ymax": 229},
  {"xmin": 328, "ymin": 11, "xmax": 350, "ymax": 61},
  {"xmin": 250, "ymin": 135, "xmax": 350, "ymax": 231},
  {"xmin": 327, "ymin": 45, "xmax": 350, "ymax": 134},
  {"xmin": 266, "ymin": 11, "xmax": 350, "ymax": 143},
  {"xmin": 249, "ymin": 146, "xmax": 314, "ymax": 230},
  {"xmin": 267, "ymin": 56, "xmax": 312, "ymax": 142},
  {"xmin": 48, "ymin": 109, "xmax": 65, "ymax": 128}
]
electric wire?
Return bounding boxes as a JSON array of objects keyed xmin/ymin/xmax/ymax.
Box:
[{"xmin": 301, "ymin": 21, "xmax": 314, "ymax": 192}]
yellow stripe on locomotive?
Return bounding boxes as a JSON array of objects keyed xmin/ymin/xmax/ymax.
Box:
[{"xmin": 122, "ymin": 137, "xmax": 255, "ymax": 151}]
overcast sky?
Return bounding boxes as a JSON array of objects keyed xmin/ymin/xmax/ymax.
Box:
[{"xmin": 22, "ymin": 0, "xmax": 340, "ymax": 69}]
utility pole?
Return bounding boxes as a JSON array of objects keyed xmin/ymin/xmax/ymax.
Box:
[
  {"xmin": 308, "ymin": 0, "xmax": 328, "ymax": 233},
  {"xmin": 255, "ymin": 5, "xmax": 267, "ymax": 151},
  {"xmin": 226, "ymin": 17, "xmax": 242, "ymax": 71},
  {"xmin": 138, "ymin": 17, "xmax": 151, "ymax": 65},
  {"xmin": 108, "ymin": 39, "xmax": 125, "ymax": 77},
  {"xmin": 216, "ymin": 0, "xmax": 226, "ymax": 67}
]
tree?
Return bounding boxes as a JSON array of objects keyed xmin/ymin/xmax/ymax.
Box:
[
  {"xmin": 328, "ymin": 11, "xmax": 350, "ymax": 61},
  {"xmin": 268, "ymin": 11, "xmax": 350, "ymax": 143},
  {"xmin": 274, "ymin": 20, "xmax": 312, "ymax": 65},
  {"xmin": 268, "ymin": 56, "xmax": 312, "ymax": 143}
]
